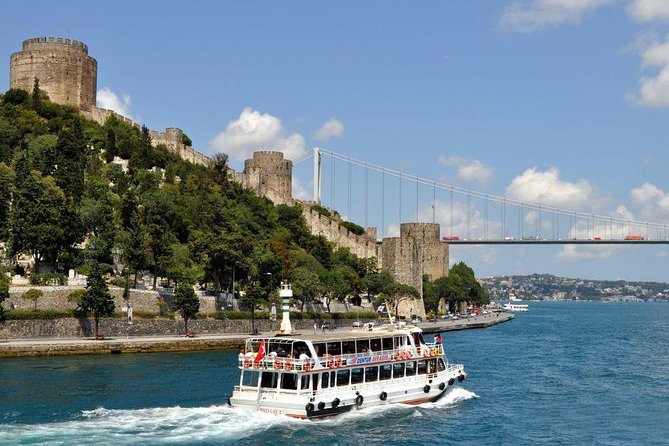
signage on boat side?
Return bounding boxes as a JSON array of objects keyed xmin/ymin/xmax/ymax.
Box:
[{"xmin": 347, "ymin": 354, "xmax": 391, "ymax": 365}]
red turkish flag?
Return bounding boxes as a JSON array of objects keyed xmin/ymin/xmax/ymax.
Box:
[{"xmin": 254, "ymin": 340, "xmax": 266, "ymax": 363}]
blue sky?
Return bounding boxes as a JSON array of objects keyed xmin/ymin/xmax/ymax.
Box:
[{"xmin": 2, "ymin": 1, "xmax": 669, "ymax": 282}]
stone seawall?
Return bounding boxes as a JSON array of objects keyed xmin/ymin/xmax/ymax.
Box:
[{"xmin": 0, "ymin": 318, "xmax": 328, "ymax": 340}]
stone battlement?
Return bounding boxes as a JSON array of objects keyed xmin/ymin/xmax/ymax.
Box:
[{"xmin": 21, "ymin": 37, "xmax": 89, "ymax": 54}]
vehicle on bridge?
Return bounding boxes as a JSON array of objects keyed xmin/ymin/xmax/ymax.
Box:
[
  {"xmin": 624, "ymin": 235, "xmax": 645, "ymax": 240},
  {"xmin": 442, "ymin": 236, "xmax": 460, "ymax": 241}
]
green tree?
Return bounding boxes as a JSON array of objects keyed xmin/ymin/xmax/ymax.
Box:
[
  {"xmin": 433, "ymin": 274, "xmax": 466, "ymax": 313},
  {"xmin": 79, "ymin": 262, "xmax": 115, "ymax": 338},
  {"xmin": 0, "ymin": 162, "xmax": 14, "ymax": 240},
  {"xmin": 31, "ymin": 78, "xmax": 42, "ymax": 114},
  {"xmin": 292, "ymin": 266, "xmax": 321, "ymax": 311},
  {"xmin": 172, "ymin": 282, "xmax": 200, "ymax": 334},
  {"xmin": 22, "ymin": 288, "xmax": 43, "ymax": 311},
  {"xmin": 0, "ymin": 272, "xmax": 9, "ymax": 321},
  {"xmin": 240, "ymin": 282, "xmax": 267, "ymax": 334},
  {"xmin": 54, "ymin": 119, "xmax": 86, "ymax": 202}
]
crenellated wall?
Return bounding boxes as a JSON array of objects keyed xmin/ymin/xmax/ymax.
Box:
[
  {"xmin": 10, "ymin": 37, "xmax": 97, "ymax": 112},
  {"xmin": 301, "ymin": 204, "xmax": 378, "ymax": 259}
]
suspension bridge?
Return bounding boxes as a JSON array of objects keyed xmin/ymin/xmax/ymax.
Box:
[{"xmin": 292, "ymin": 149, "xmax": 669, "ymax": 245}]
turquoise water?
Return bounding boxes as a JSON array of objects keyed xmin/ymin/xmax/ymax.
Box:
[{"xmin": 1, "ymin": 301, "xmax": 668, "ymax": 445}]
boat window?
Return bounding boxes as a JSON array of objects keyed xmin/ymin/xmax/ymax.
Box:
[
  {"xmin": 327, "ymin": 342, "xmax": 341, "ymax": 356},
  {"xmin": 427, "ymin": 359, "xmax": 437, "ymax": 374},
  {"xmin": 321, "ymin": 372, "xmax": 329, "ymax": 389},
  {"xmin": 356, "ymin": 339, "xmax": 370, "ymax": 354},
  {"xmin": 336, "ymin": 369, "xmax": 350, "ymax": 387},
  {"xmin": 382, "ymin": 337, "xmax": 393, "ymax": 351},
  {"xmin": 370, "ymin": 339, "xmax": 381, "ymax": 352},
  {"xmin": 395, "ymin": 336, "xmax": 404, "ymax": 347},
  {"xmin": 294, "ymin": 341, "xmax": 309, "ymax": 358},
  {"xmin": 393, "ymin": 362, "xmax": 405, "ymax": 378},
  {"xmin": 330, "ymin": 371, "xmax": 336, "ymax": 387},
  {"xmin": 412, "ymin": 333, "xmax": 420, "ymax": 348},
  {"xmin": 365, "ymin": 366, "xmax": 378, "ymax": 382},
  {"xmin": 342, "ymin": 341, "xmax": 356, "ymax": 355},
  {"xmin": 312, "ymin": 373, "xmax": 320, "ymax": 393},
  {"xmin": 314, "ymin": 343, "xmax": 326, "ymax": 357},
  {"xmin": 300, "ymin": 374, "xmax": 310, "ymax": 391},
  {"xmin": 417, "ymin": 360, "xmax": 427, "ymax": 375},
  {"xmin": 281, "ymin": 373, "xmax": 297, "ymax": 390},
  {"xmin": 437, "ymin": 358, "xmax": 446, "ymax": 371},
  {"xmin": 405, "ymin": 361, "xmax": 417, "ymax": 376},
  {"xmin": 260, "ymin": 371, "xmax": 278, "ymax": 388},
  {"xmin": 351, "ymin": 367, "xmax": 364, "ymax": 384},
  {"xmin": 242, "ymin": 371, "xmax": 259, "ymax": 387},
  {"xmin": 379, "ymin": 364, "xmax": 392, "ymax": 380}
]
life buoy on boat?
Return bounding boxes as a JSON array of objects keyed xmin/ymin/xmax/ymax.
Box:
[
  {"xmin": 327, "ymin": 358, "xmax": 336, "ymax": 368},
  {"xmin": 332, "ymin": 398, "xmax": 340, "ymax": 408},
  {"xmin": 334, "ymin": 357, "xmax": 342, "ymax": 368},
  {"xmin": 274, "ymin": 359, "xmax": 283, "ymax": 370},
  {"xmin": 423, "ymin": 385, "xmax": 431, "ymax": 393},
  {"xmin": 305, "ymin": 403, "xmax": 315, "ymax": 413},
  {"xmin": 355, "ymin": 395, "xmax": 364, "ymax": 407},
  {"xmin": 379, "ymin": 391, "xmax": 388, "ymax": 401},
  {"xmin": 448, "ymin": 378, "xmax": 455, "ymax": 386},
  {"xmin": 304, "ymin": 360, "xmax": 312, "ymax": 371},
  {"xmin": 243, "ymin": 358, "xmax": 252, "ymax": 368},
  {"xmin": 285, "ymin": 361, "xmax": 293, "ymax": 371}
]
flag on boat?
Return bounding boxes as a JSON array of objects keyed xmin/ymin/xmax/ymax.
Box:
[{"xmin": 254, "ymin": 340, "xmax": 266, "ymax": 363}]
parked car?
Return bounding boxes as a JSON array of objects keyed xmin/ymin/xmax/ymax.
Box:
[
  {"xmin": 321, "ymin": 321, "xmax": 335, "ymax": 330},
  {"xmin": 410, "ymin": 316, "xmax": 423, "ymax": 324},
  {"xmin": 351, "ymin": 320, "xmax": 363, "ymax": 328}
]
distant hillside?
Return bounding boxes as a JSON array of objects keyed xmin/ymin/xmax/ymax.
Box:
[{"xmin": 481, "ymin": 274, "xmax": 669, "ymax": 302}]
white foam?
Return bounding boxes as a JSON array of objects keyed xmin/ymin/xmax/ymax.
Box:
[{"xmin": 0, "ymin": 390, "xmax": 478, "ymax": 444}]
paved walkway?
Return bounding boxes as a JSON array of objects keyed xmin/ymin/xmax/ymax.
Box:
[{"xmin": 0, "ymin": 312, "xmax": 514, "ymax": 358}]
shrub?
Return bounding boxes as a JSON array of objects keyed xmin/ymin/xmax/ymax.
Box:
[
  {"xmin": 311, "ymin": 204, "xmax": 331, "ymax": 218},
  {"xmin": 341, "ymin": 221, "xmax": 365, "ymax": 236},
  {"xmin": 6, "ymin": 309, "xmax": 73, "ymax": 320},
  {"xmin": 29, "ymin": 273, "xmax": 67, "ymax": 286}
]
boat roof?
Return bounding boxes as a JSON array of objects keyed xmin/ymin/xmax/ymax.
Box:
[{"xmin": 247, "ymin": 324, "xmax": 422, "ymax": 344}]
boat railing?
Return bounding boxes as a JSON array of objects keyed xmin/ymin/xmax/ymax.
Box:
[{"xmin": 238, "ymin": 344, "xmax": 445, "ymax": 372}]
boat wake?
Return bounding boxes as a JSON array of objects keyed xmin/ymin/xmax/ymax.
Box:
[{"xmin": 0, "ymin": 389, "xmax": 477, "ymax": 445}]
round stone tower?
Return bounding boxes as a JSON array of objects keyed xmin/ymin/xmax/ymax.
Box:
[
  {"xmin": 10, "ymin": 37, "xmax": 97, "ymax": 112},
  {"xmin": 242, "ymin": 151, "xmax": 293, "ymax": 205}
]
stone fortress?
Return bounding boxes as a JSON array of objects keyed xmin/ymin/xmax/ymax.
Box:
[{"xmin": 8, "ymin": 37, "xmax": 451, "ymax": 317}]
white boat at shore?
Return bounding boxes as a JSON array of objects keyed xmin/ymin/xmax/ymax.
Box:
[
  {"xmin": 503, "ymin": 303, "xmax": 529, "ymax": 312},
  {"xmin": 229, "ymin": 284, "xmax": 467, "ymax": 419}
]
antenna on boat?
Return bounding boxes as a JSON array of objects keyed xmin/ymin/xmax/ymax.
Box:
[{"xmin": 276, "ymin": 282, "xmax": 296, "ymax": 336}]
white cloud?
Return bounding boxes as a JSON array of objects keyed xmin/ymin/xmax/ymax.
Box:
[
  {"xmin": 438, "ymin": 155, "xmax": 493, "ymax": 184},
  {"xmin": 314, "ymin": 118, "xmax": 344, "ymax": 141},
  {"xmin": 96, "ymin": 87, "xmax": 132, "ymax": 119},
  {"xmin": 292, "ymin": 176, "xmax": 311, "ymax": 201},
  {"xmin": 500, "ymin": 0, "xmax": 614, "ymax": 32},
  {"xmin": 629, "ymin": 182, "xmax": 669, "ymax": 220},
  {"xmin": 209, "ymin": 107, "xmax": 307, "ymax": 163},
  {"xmin": 628, "ymin": 35, "xmax": 669, "ymax": 107},
  {"xmin": 628, "ymin": 0, "xmax": 669, "ymax": 22},
  {"xmin": 505, "ymin": 167, "xmax": 601, "ymax": 210}
]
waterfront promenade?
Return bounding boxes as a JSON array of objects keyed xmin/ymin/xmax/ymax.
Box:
[{"xmin": 0, "ymin": 312, "xmax": 513, "ymax": 358}]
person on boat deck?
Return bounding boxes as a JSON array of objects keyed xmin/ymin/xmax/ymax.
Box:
[
  {"xmin": 299, "ymin": 351, "xmax": 309, "ymax": 360},
  {"xmin": 269, "ymin": 349, "xmax": 278, "ymax": 358},
  {"xmin": 278, "ymin": 348, "xmax": 288, "ymax": 357},
  {"xmin": 435, "ymin": 334, "xmax": 442, "ymax": 344}
]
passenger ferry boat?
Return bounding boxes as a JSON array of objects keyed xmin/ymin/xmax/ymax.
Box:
[
  {"xmin": 229, "ymin": 283, "xmax": 467, "ymax": 419},
  {"xmin": 502, "ymin": 303, "xmax": 529, "ymax": 312}
]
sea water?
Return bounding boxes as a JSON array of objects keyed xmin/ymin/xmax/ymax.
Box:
[{"xmin": 1, "ymin": 301, "xmax": 667, "ymax": 445}]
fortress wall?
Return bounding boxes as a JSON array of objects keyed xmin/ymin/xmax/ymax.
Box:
[
  {"xmin": 301, "ymin": 205, "xmax": 378, "ymax": 259},
  {"xmin": 10, "ymin": 37, "xmax": 97, "ymax": 112}
]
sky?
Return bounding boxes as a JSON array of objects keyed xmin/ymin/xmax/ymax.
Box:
[{"xmin": 2, "ymin": 0, "xmax": 669, "ymax": 282}]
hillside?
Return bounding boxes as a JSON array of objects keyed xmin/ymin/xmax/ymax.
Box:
[
  {"xmin": 481, "ymin": 274, "xmax": 669, "ymax": 302},
  {"xmin": 0, "ymin": 87, "xmax": 391, "ymax": 314}
]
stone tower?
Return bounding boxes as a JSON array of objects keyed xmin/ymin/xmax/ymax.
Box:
[
  {"xmin": 10, "ymin": 37, "xmax": 97, "ymax": 112},
  {"xmin": 238, "ymin": 151, "xmax": 293, "ymax": 205},
  {"xmin": 379, "ymin": 223, "xmax": 449, "ymax": 317}
]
